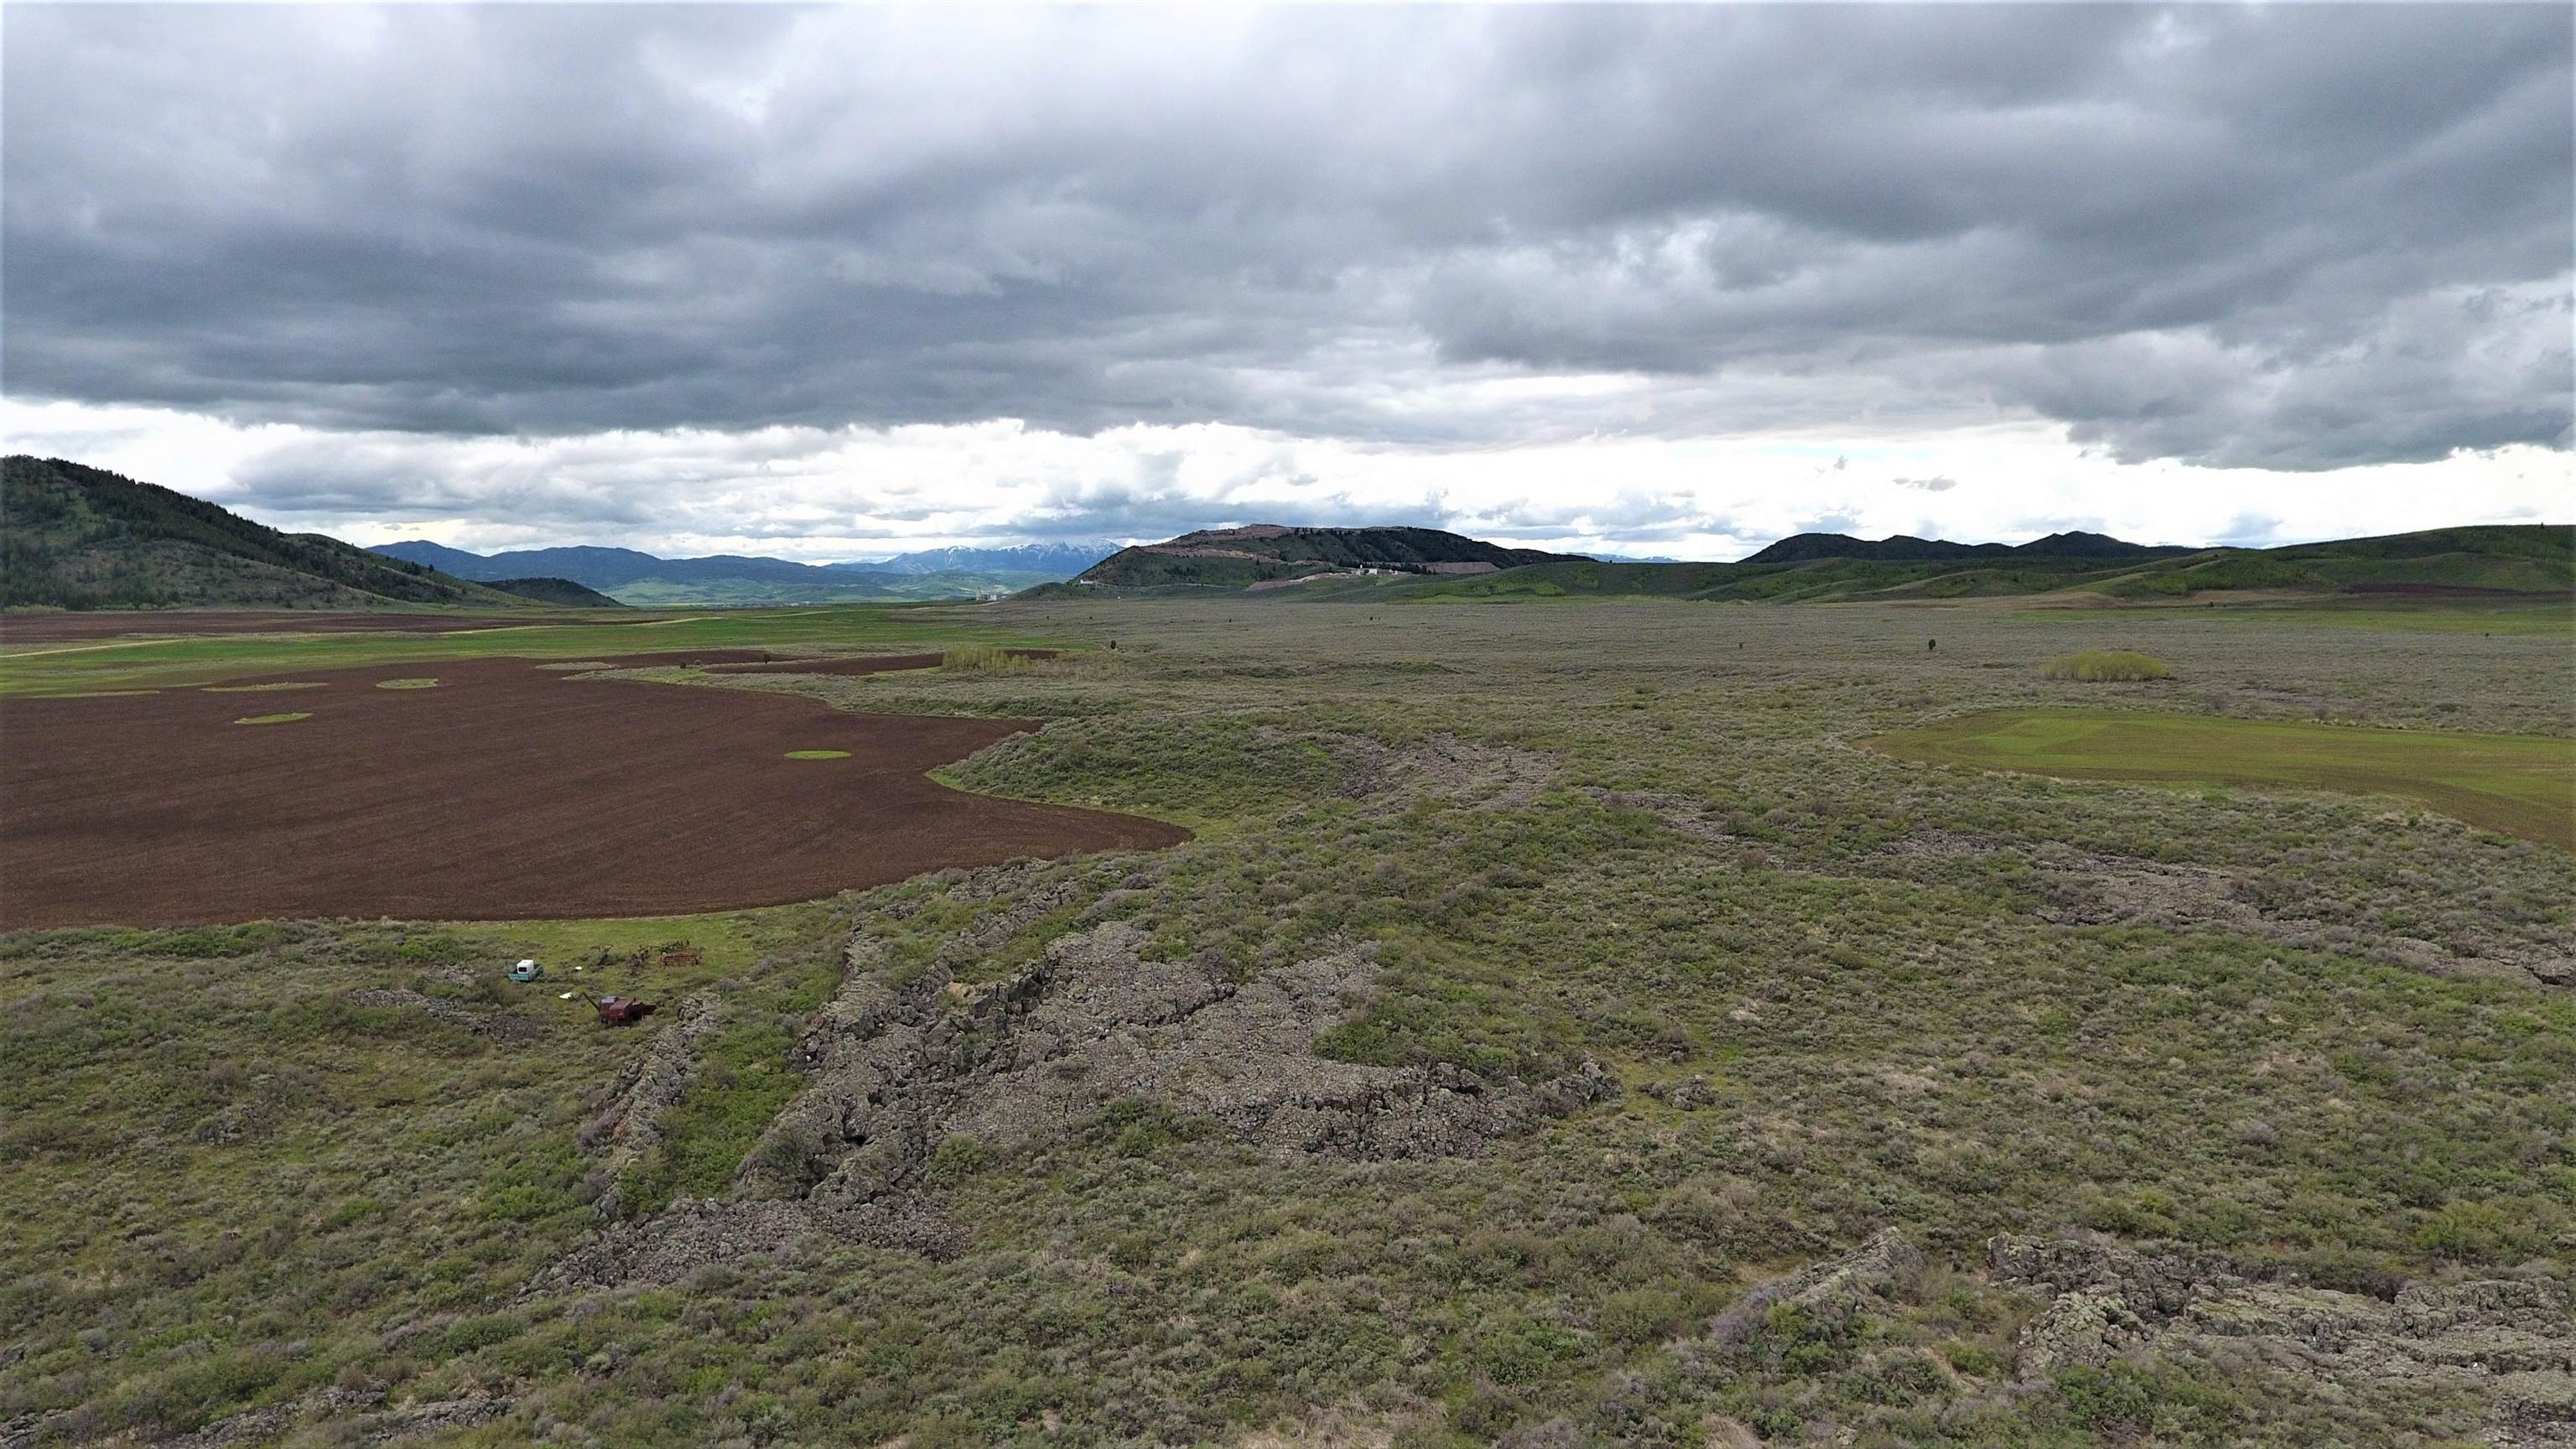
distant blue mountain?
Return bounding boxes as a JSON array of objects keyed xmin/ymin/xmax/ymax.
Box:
[
  {"xmin": 371, "ymin": 541, "xmax": 883, "ymax": 589},
  {"xmin": 367, "ymin": 538, "xmax": 1120, "ymax": 600},
  {"xmin": 370, "ymin": 539, "xmax": 491, "ymax": 577},
  {"xmin": 858, "ymin": 541, "xmax": 1123, "ymax": 575}
]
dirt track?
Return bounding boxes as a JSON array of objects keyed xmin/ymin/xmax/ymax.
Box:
[{"xmin": 0, "ymin": 657, "xmax": 1185, "ymax": 927}]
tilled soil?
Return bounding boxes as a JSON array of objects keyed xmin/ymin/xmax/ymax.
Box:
[{"xmin": 0, "ymin": 657, "xmax": 1186, "ymax": 927}]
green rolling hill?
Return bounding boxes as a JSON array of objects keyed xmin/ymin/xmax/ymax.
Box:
[
  {"xmin": 1058, "ymin": 523, "xmax": 1588, "ymax": 593},
  {"xmin": 0, "ymin": 456, "xmax": 620, "ymax": 612},
  {"xmin": 1389, "ymin": 526, "xmax": 2573, "ymax": 605}
]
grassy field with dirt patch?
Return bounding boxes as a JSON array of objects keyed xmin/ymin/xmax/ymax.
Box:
[
  {"xmin": 1868, "ymin": 708, "xmax": 2576, "ymax": 848},
  {"xmin": 3, "ymin": 596, "xmax": 2568, "ymax": 1448}
]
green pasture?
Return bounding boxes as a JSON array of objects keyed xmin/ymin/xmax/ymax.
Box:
[
  {"xmin": 447, "ymin": 898, "xmax": 849, "ymax": 989},
  {"xmin": 0, "ymin": 604, "xmax": 1051, "ymax": 696},
  {"xmin": 1871, "ymin": 708, "xmax": 2574, "ymax": 848}
]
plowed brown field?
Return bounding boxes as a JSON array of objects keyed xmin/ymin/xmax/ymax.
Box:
[{"xmin": 0, "ymin": 657, "xmax": 1184, "ymax": 927}]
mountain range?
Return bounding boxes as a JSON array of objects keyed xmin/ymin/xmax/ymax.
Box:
[
  {"xmin": 1742, "ymin": 530, "xmax": 2194, "ymax": 564},
  {"xmin": 1383, "ymin": 525, "xmax": 2573, "ymax": 603},
  {"xmin": 6, "ymin": 455, "xmax": 2565, "ymax": 615},
  {"xmin": 1046, "ymin": 520, "xmax": 2568, "ymax": 602}
]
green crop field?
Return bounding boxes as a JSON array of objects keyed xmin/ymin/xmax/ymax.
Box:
[
  {"xmin": 1869, "ymin": 708, "xmax": 2576, "ymax": 849},
  {"xmin": 3, "ymin": 596, "xmax": 2571, "ymax": 1447}
]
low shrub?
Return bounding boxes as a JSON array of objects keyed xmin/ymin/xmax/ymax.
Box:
[
  {"xmin": 2042, "ymin": 649, "xmax": 2172, "ymax": 682},
  {"xmin": 940, "ymin": 644, "xmax": 1033, "ymax": 673}
]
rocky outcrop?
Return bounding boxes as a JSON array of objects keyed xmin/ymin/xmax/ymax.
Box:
[
  {"xmin": 1309, "ymin": 730, "xmax": 1560, "ymax": 811},
  {"xmin": 1988, "ymin": 1232, "xmax": 2242, "ymax": 1318},
  {"xmin": 1705, "ymin": 1228, "xmax": 1925, "ymax": 1344},
  {"xmin": 98, "ymin": 1388, "xmax": 512, "ymax": 1449},
  {"xmin": 2010, "ymin": 1291, "xmax": 2148, "ymax": 1378},
  {"xmin": 1871, "ymin": 834, "xmax": 2573, "ymax": 988},
  {"xmin": 1992, "ymin": 1233, "xmax": 2576, "ymax": 1445},
  {"xmin": 579, "ymin": 991, "xmax": 721, "ymax": 1218},
  {"xmin": 756, "ymin": 921, "xmax": 1613, "ymax": 1202},
  {"xmin": 546, "ymin": 917, "xmax": 1613, "ymax": 1290},
  {"xmin": 343, "ymin": 988, "xmax": 543, "ymax": 1041},
  {"xmin": 541, "ymin": 1194, "xmax": 962, "ymax": 1290},
  {"xmin": 1581, "ymin": 788, "xmax": 1737, "ymax": 845}
]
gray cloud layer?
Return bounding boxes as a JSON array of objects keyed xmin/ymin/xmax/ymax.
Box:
[{"xmin": 5, "ymin": 4, "xmax": 2568, "ymax": 470}]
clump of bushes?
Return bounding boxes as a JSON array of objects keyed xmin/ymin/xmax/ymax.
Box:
[
  {"xmin": 2043, "ymin": 649, "xmax": 2172, "ymax": 682},
  {"xmin": 939, "ymin": 643, "xmax": 1033, "ymax": 673}
]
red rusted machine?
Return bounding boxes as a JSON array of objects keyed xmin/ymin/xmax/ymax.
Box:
[{"xmin": 594, "ymin": 996, "xmax": 659, "ymax": 1026}]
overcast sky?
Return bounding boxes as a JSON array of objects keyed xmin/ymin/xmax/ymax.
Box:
[{"xmin": 5, "ymin": 3, "xmax": 2569, "ymax": 561}]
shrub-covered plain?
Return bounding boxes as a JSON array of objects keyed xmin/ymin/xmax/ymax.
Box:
[{"xmin": 3, "ymin": 597, "xmax": 2568, "ymax": 1447}]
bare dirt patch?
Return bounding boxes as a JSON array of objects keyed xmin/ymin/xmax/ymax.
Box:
[{"xmin": 0, "ymin": 657, "xmax": 1186, "ymax": 927}]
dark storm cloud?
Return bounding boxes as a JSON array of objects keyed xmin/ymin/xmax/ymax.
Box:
[{"xmin": 4, "ymin": 4, "xmax": 2568, "ymax": 470}]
